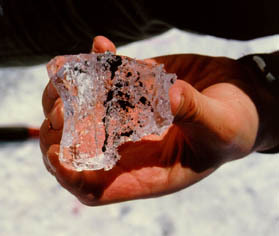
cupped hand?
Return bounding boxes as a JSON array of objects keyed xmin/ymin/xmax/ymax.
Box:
[{"xmin": 40, "ymin": 36, "xmax": 267, "ymax": 206}]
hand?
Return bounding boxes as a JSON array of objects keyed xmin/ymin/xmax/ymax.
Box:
[{"xmin": 40, "ymin": 36, "xmax": 277, "ymax": 206}]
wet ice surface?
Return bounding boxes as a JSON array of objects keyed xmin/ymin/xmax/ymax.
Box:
[
  {"xmin": 48, "ymin": 52, "xmax": 175, "ymax": 171},
  {"xmin": 1, "ymin": 29, "xmax": 279, "ymax": 236}
]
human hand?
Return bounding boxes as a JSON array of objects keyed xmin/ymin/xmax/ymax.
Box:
[{"xmin": 40, "ymin": 36, "xmax": 278, "ymax": 206}]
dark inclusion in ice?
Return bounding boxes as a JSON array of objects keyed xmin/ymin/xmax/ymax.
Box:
[{"xmin": 47, "ymin": 52, "xmax": 176, "ymax": 171}]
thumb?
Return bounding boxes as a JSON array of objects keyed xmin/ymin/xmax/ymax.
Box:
[
  {"xmin": 169, "ymin": 80, "xmax": 238, "ymax": 161},
  {"xmin": 170, "ymin": 80, "xmax": 213, "ymax": 124}
]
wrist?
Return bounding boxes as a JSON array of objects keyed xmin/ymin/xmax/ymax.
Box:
[{"xmin": 237, "ymin": 52, "xmax": 279, "ymax": 153}]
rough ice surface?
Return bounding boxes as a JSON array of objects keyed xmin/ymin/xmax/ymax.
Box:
[{"xmin": 47, "ymin": 52, "xmax": 176, "ymax": 171}]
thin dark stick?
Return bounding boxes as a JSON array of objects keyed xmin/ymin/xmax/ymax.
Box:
[{"xmin": 0, "ymin": 127, "xmax": 40, "ymax": 141}]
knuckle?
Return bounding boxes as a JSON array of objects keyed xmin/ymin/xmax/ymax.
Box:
[{"xmin": 175, "ymin": 93, "xmax": 200, "ymax": 124}]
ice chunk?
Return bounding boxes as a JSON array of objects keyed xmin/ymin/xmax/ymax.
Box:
[{"xmin": 47, "ymin": 52, "xmax": 176, "ymax": 171}]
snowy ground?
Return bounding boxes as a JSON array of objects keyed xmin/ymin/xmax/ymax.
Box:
[{"xmin": 0, "ymin": 29, "xmax": 278, "ymax": 236}]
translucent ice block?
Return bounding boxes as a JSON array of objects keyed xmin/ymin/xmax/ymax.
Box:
[{"xmin": 47, "ymin": 52, "xmax": 176, "ymax": 171}]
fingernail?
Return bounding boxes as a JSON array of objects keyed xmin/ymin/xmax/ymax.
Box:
[
  {"xmin": 91, "ymin": 37, "xmax": 100, "ymax": 53},
  {"xmin": 46, "ymin": 152, "xmax": 57, "ymax": 174},
  {"xmin": 91, "ymin": 44, "xmax": 96, "ymax": 54}
]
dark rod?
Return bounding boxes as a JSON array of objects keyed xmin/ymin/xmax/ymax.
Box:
[{"xmin": 0, "ymin": 127, "xmax": 40, "ymax": 141}]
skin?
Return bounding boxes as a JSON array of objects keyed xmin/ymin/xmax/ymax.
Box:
[{"xmin": 40, "ymin": 36, "xmax": 279, "ymax": 206}]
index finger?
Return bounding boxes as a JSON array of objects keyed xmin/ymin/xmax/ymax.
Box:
[{"xmin": 42, "ymin": 81, "xmax": 59, "ymax": 117}]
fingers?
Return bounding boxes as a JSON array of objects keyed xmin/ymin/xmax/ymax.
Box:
[
  {"xmin": 40, "ymin": 35, "xmax": 119, "ymax": 206},
  {"xmin": 42, "ymin": 81, "xmax": 59, "ymax": 116},
  {"xmin": 40, "ymin": 86, "xmax": 64, "ymax": 157},
  {"xmin": 40, "ymin": 118, "xmax": 62, "ymax": 155},
  {"xmin": 48, "ymin": 98, "xmax": 64, "ymax": 129},
  {"xmin": 41, "ymin": 35, "xmax": 116, "ymax": 179},
  {"xmin": 91, "ymin": 36, "xmax": 116, "ymax": 54}
]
